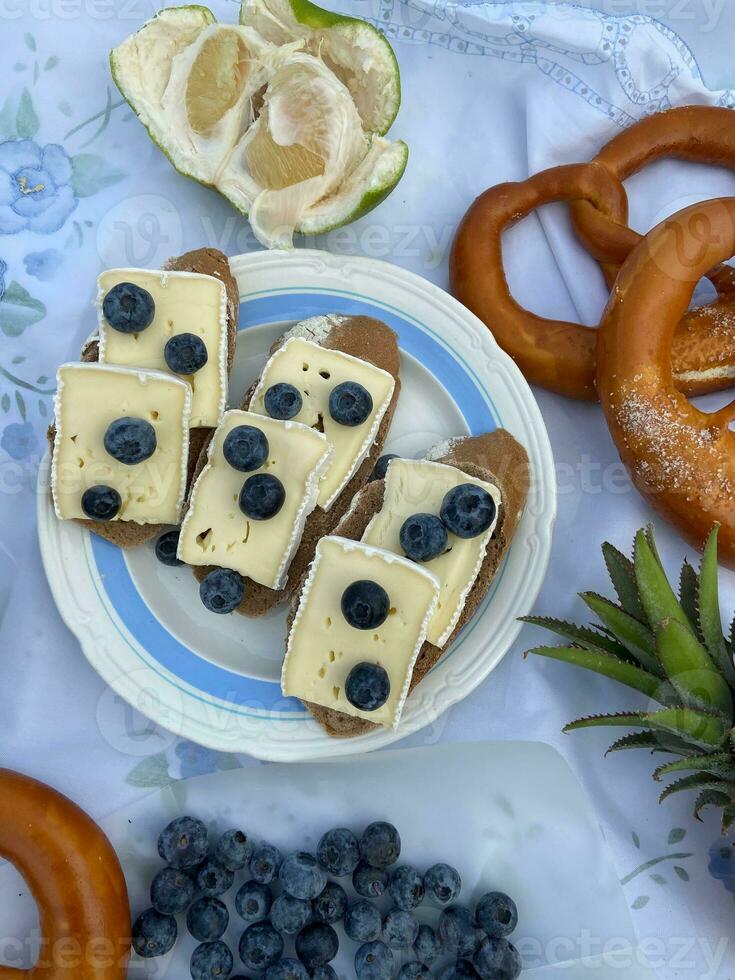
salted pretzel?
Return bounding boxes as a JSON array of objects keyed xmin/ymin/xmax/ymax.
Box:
[
  {"xmin": 597, "ymin": 197, "xmax": 735, "ymax": 567},
  {"xmin": 0, "ymin": 769, "xmax": 130, "ymax": 980}
]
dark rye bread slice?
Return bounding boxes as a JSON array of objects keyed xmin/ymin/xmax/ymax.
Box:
[
  {"xmin": 295, "ymin": 429, "xmax": 530, "ymax": 738},
  {"xmin": 188, "ymin": 315, "xmax": 401, "ymax": 617},
  {"xmin": 47, "ymin": 248, "xmax": 239, "ymax": 548}
]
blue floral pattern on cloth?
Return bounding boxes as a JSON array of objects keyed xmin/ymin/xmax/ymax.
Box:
[
  {"xmin": 24, "ymin": 247, "xmax": 63, "ymax": 281},
  {"xmin": 708, "ymin": 841, "xmax": 735, "ymax": 896},
  {"xmin": 0, "ymin": 420, "xmax": 38, "ymax": 460},
  {"xmin": 0, "ymin": 139, "xmax": 78, "ymax": 235}
]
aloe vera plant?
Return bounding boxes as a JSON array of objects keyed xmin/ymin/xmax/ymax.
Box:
[{"xmin": 524, "ymin": 526, "xmax": 735, "ymax": 832}]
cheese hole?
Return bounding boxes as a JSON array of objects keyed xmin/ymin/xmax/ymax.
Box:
[
  {"xmin": 77, "ymin": 458, "xmax": 85, "ymax": 468},
  {"xmin": 70, "ymin": 434, "xmax": 78, "ymax": 443},
  {"xmin": 325, "ymin": 617, "xmax": 332, "ymax": 628},
  {"xmin": 319, "ymin": 370, "xmax": 330, "ymax": 379},
  {"xmin": 302, "ymin": 362, "xmax": 309, "ymax": 371},
  {"xmin": 149, "ymin": 410, "xmax": 160, "ymax": 421},
  {"xmin": 226, "ymin": 542, "xmax": 236, "ymax": 552},
  {"xmin": 333, "ymin": 686, "xmax": 340, "ymax": 699},
  {"xmin": 328, "ymin": 650, "xmax": 336, "ymax": 662},
  {"xmin": 388, "ymin": 607, "xmax": 397, "ymax": 615},
  {"xmin": 196, "ymin": 528, "xmax": 213, "ymax": 549},
  {"xmin": 315, "ymin": 413, "xmax": 325, "ymax": 433},
  {"xmin": 242, "ymin": 521, "xmax": 251, "ymax": 544},
  {"xmin": 373, "ymin": 634, "xmax": 380, "ymax": 642},
  {"xmin": 318, "ymin": 667, "xmax": 326, "ymax": 678}
]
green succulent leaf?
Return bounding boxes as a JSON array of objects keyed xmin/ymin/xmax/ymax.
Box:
[
  {"xmin": 698, "ymin": 526, "xmax": 735, "ymax": 685},
  {"xmin": 602, "ymin": 541, "xmax": 647, "ymax": 623},
  {"xmin": 529, "ymin": 646, "xmax": 672, "ymax": 703},
  {"xmin": 694, "ymin": 789, "xmax": 732, "ymax": 821},
  {"xmin": 653, "ymin": 753, "xmax": 735, "ymax": 782},
  {"xmin": 656, "ymin": 619, "xmax": 732, "ymax": 718},
  {"xmin": 634, "ymin": 529, "xmax": 692, "ymax": 632},
  {"xmin": 520, "ymin": 616, "xmax": 632, "ymax": 659},
  {"xmin": 605, "ymin": 731, "xmax": 675, "ymax": 755},
  {"xmin": 580, "ymin": 593, "xmax": 661, "ymax": 676},
  {"xmin": 679, "ymin": 559, "xmax": 700, "ymax": 636},
  {"xmin": 566, "ymin": 708, "xmax": 726, "ymax": 749},
  {"xmin": 659, "ymin": 773, "xmax": 735, "ymax": 804},
  {"xmin": 722, "ymin": 804, "xmax": 735, "ymax": 834}
]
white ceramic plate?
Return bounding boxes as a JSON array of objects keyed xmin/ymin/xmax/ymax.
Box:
[{"xmin": 37, "ymin": 250, "xmax": 556, "ymax": 761}]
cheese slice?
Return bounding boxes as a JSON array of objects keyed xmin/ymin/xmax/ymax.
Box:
[
  {"xmin": 178, "ymin": 410, "xmax": 332, "ymax": 589},
  {"xmin": 97, "ymin": 269, "xmax": 228, "ymax": 428},
  {"xmin": 52, "ymin": 363, "xmax": 191, "ymax": 525},
  {"xmin": 361, "ymin": 458, "xmax": 501, "ymax": 648},
  {"xmin": 282, "ymin": 536, "xmax": 440, "ymax": 729},
  {"xmin": 249, "ymin": 337, "xmax": 395, "ymax": 510}
]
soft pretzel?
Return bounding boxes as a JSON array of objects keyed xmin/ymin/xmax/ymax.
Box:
[
  {"xmin": 597, "ymin": 197, "xmax": 735, "ymax": 566},
  {"xmin": 0, "ymin": 769, "xmax": 130, "ymax": 980}
]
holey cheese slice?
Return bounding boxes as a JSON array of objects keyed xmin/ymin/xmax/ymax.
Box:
[
  {"xmin": 52, "ymin": 363, "xmax": 191, "ymax": 525},
  {"xmin": 249, "ymin": 337, "xmax": 394, "ymax": 510},
  {"xmin": 179, "ymin": 410, "xmax": 332, "ymax": 589},
  {"xmin": 97, "ymin": 269, "xmax": 229, "ymax": 428},
  {"xmin": 362, "ymin": 459, "xmax": 501, "ymax": 648},
  {"xmin": 283, "ymin": 537, "xmax": 440, "ymax": 729}
]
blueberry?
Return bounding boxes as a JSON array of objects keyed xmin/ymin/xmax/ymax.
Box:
[
  {"xmin": 354, "ymin": 941, "xmax": 394, "ymax": 980},
  {"xmin": 371, "ymin": 454, "xmax": 398, "ymax": 482},
  {"xmin": 440, "ymin": 484, "xmax": 496, "ymax": 539},
  {"xmin": 311, "ymin": 966, "xmax": 337, "ymax": 980},
  {"xmin": 81, "ymin": 485, "xmax": 121, "ymax": 521},
  {"xmin": 398, "ymin": 962, "xmax": 431, "ymax": 980},
  {"xmin": 187, "ymin": 896, "xmax": 229, "ymax": 941},
  {"xmin": 383, "ymin": 908, "xmax": 419, "ymax": 949},
  {"xmin": 313, "ymin": 882, "xmax": 347, "ymax": 924},
  {"xmin": 353, "ymin": 861, "xmax": 388, "ymax": 898},
  {"xmin": 103, "ymin": 282, "xmax": 155, "ymax": 333},
  {"xmin": 200, "ymin": 567, "xmax": 245, "ymax": 614},
  {"xmin": 235, "ymin": 880, "xmax": 273, "ymax": 923},
  {"xmin": 329, "ymin": 381, "xmax": 373, "ymax": 426},
  {"xmin": 344, "ymin": 900, "xmax": 382, "ymax": 943},
  {"xmin": 240, "ymin": 473, "xmax": 285, "ymax": 520},
  {"xmin": 414, "ymin": 924, "xmax": 442, "ymax": 965},
  {"xmin": 296, "ymin": 923, "xmax": 339, "ymax": 970},
  {"xmin": 158, "ymin": 816, "xmax": 209, "ymax": 868},
  {"xmin": 250, "ymin": 843, "xmax": 282, "ymax": 884},
  {"xmin": 191, "ymin": 940, "xmax": 233, "ymax": 980},
  {"xmin": 317, "ymin": 827, "xmax": 360, "ymax": 877},
  {"xmin": 438, "ymin": 960, "xmax": 480, "ymax": 980},
  {"xmin": 105, "ymin": 416, "xmax": 157, "ymax": 466},
  {"xmin": 475, "ymin": 892, "xmax": 518, "ymax": 939},
  {"xmin": 425, "ymin": 863, "xmax": 462, "ymax": 907},
  {"xmin": 473, "ymin": 936, "xmax": 522, "ymax": 980},
  {"xmin": 280, "ymin": 852, "xmax": 327, "ymax": 900},
  {"xmin": 265, "ymin": 958, "xmax": 310, "ymax": 980},
  {"xmin": 223, "ymin": 426, "xmax": 269, "ymax": 472},
  {"xmin": 341, "ymin": 581, "xmax": 389, "ymax": 630},
  {"xmin": 239, "ymin": 922, "xmax": 284, "ymax": 971},
  {"xmin": 399, "ymin": 513, "xmax": 448, "ymax": 562},
  {"xmin": 359, "ymin": 822, "xmax": 401, "ymax": 869},
  {"xmin": 388, "ymin": 866, "xmax": 425, "ymax": 910},
  {"xmin": 195, "ymin": 857, "xmax": 234, "ymax": 897},
  {"xmin": 264, "ymin": 382, "xmax": 303, "ymax": 420},
  {"xmin": 164, "ymin": 332, "xmax": 208, "ymax": 374},
  {"xmin": 155, "ymin": 529, "xmax": 183, "ymax": 566},
  {"xmin": 151, "ymin": 866, "xmax": 195, "ymax": 914},
  {"xmin": 439, "ymin": 906, "xmax": 479, "ymax": 957},
  {"xmin": 270, "ymin": 894, "xmax": 313, "ymax": 935},
  {"xmin": 132, "ymin": 908, "xmax": 177, "ymax": 958},
  {"xmin": 215, "ymin": 829, "xmax": 253, "ymax": 871},
  {"xmin": 345, "ymin": 663, "xmax": 390, "ymax": 712}
]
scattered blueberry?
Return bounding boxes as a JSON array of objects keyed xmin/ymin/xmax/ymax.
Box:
[
  {"xmin": 399, "ymin": 513, "xmax": 448, "ymax": 562},
  {"xmin": 345, "ymin": 663, "xmax": 390, "ymax": 712},
  {"xmin": 398, "ymin": 962, "xmax": 431, "ymax": 980},
  {"xmin": 195, "ymin": 857, "xmax": 234, "ymax": 897},
  {"xmin": 264, "ymin": 382, "xmax": 303, "ymax": 420},
  {"xmin": 265, "ymin": 958, "xmax": 310, "ymax": 980},
  {"xmin": 104, "ymin": 417, "xmax": 157, "ymax": 465},
  {"xmin": 345, "ymin": 900, "xmax": 382, "ymax": 943},
  {"xmin": 425, "ymin": 863, "xmax": 462, "ymax": 907},
  {"xmin": 329, "ymin": 381, "xmax": 373, "ymax": 427},
  {"xmin": 158, "ymin": 816, "xmax": 209, "ymax": 868},
  {"xmin": 414, "ymin": 924, "xmax": 442, "ymax": 965},
  {"xmin": 383, "ymin": 908, "xmax": 419, "ymax": 949},
  {"xmin": 270, "ymin": 894, "xmax": 313, "ymax": 935},
  {"xmin": 81, "ymin": 485, "xmax": 121, "ymax": 521},
  {"xmin": 155, "ymin": 529, "xmax": 183, "ymax": 566},
  {"xmin": 132, "ymin": 908, "xmax": 177, "ymax": 958},
  {"xmin": 341, "ymin": 581, "xmax": 390, "ymax": 630},
  {"xmin": 250, "ymin": 843, "xmax": 282, "ymax": 884},
  {"xmin": 295, "ymin": 923, "xmax": 339, "ymax": 970},
  {"xmin": 371, "ymin": 454, "xmax": 398, "ymax": 482},
  {"xmin": 438, "ymin": 960, "xmax": 480, "ymax": 980},
  {"xmin": 223, "ymin": 426, "xmax": 269, "ymax": 473},
  {"xmin": 475, "ymin": 892, "xmax": 518, "ymax": 939},
  {"xmin": 240, "ymin": 473, "xmax": 285, "ymax": 520},
  {"xmin": 311, "ymin": 966, "xmax": 338, "ymax": 980},
  {"xmin": 473, "ymin": 936, "xmax": 522, "ymax": 980},
  {"xmin": 191, "ymin": 940, "xmax": 233, "ymax": 980},
  {"xmin": 313, "ymin": 881, "xmax": 347, "ymax": 924},
  {"xmin": 164, "ymin": 332, "xmax": 208, "ymax": 374},
  {"xmin": 235, "ymin": 880, "xmax": 272, "ymax": 923},
  {"xmin": 215, "ymin": 829, "xmax": 253, "ymax": 872},
  {"xmin": 388, "ymin": 865, "xmax": 425, "ymax": 911},
  {"xmin": 187, "ymin": 897, "xmax": 229, "ymax": 941},
  {"xmin": 359, "ymin": 822, "xmax": 401, "ymax": 869},
  {"xmin": 103, "ymin": 282, "xmax": 155, "ymax": 333},
  {"xmin": 317, "ymin": 827, "xmax": 360, "ymax": 877},
  {"xmin": 440, "ymin": 484, "xmax": 496, "ymax": 539},
  {"xmin": 150, "ymin": 866, "xmax": 195, "ymax": 915},
  {"xmin": 280, "ymin": 852, "xmax": 327, "ymax": 900},
  {"xmin": 354, "ymin": 941, "xmax": 394, "ymax": 980},
  {"xmin": 438, "ymin": 907, "xmax": 479, "ymax": 957},
  {"xmin": 200, "ymin": 567, "xmax": 245, "ymax": 614},
  {"xmin": 353, "ymin": 861, "xmax": 389, "ymax": 898},
  {"xmin": 239, "ymin": 922, "xmax": 284, "ymax": 972}
]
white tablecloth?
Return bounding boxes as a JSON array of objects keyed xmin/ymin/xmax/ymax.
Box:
[{"xmin": 2, "ymin": 1, "xmax": 735, "ymax": 976}]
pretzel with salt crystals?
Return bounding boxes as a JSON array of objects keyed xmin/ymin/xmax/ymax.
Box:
[
  {"xmin": 0, "ymin": 769, "xmax": 130, "ymax": 980},
  {"xmin": 598, "ymin": 197, "xmax": 735, "ymax": 567}
]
